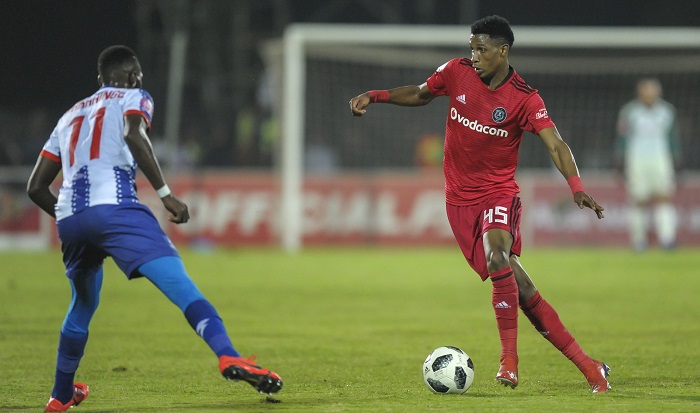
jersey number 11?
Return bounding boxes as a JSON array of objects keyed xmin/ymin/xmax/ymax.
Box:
[{"xmin": 68, "ymin": 107, "xmax": 106, "ymax": 166}]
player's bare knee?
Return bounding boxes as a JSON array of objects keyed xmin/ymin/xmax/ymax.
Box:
[{"xmin": 486, "ymin": 249, "xmax": 510, "ymax": 273}]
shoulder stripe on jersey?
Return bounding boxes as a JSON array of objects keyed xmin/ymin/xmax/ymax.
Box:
[
  {"xmin": 458, "ymin": 58, "xmax": 474, "ymax": 66},
  {"xmin": 511, "ymin": 85, "xmax": 533, "ymax": 95},
  {"xmin": 40, "ymin": 149, "xmax": 61, "ymax": 163},
  {"xmin": 510, "ymin": 82, "xmax": 535, "ymax": 95},
  {"xmin": 511, "ymin": 77, "xmax": 535, "ymax": 93},
  {"xmin": 124, "ymin": 110, "xmax": 152, "ymax": 128},
  {"xmin": 511, "ymin": 76, "xmax": 533, "ymax": 88}
]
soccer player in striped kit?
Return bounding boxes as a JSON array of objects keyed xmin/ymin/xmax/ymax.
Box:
[
  {"xmin": 28, "ymin": 46, "xmax": 281, "ymax": 412},
  {"xmin": 350, "ymin": 15, "xmax": 610, "ymax": 393}
]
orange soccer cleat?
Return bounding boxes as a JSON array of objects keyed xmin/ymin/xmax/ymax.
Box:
[
  {"xmin": 44, "ymin": 382, "xmax": 89, "ymax": 412},
  {"xmin": 219, "ymin": 355, "xmax": 283, "ymax": 394}
]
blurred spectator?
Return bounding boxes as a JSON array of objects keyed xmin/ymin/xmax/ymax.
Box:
[
  {"xmin": 616, "ymin": 78, "xmax": 680, "ymax": 251},
  {"xmin": 233, "ymin": 80, "xmax": 278, "ymax": 168}
]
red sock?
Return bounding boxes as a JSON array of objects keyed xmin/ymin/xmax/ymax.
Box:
[
  {"xmin": 489, "ymin": 267, "xmax": 519, "ymax": 364},
  {"xmin": 521, "ymin": 291, "xmax": 592, "ymax": 370}
]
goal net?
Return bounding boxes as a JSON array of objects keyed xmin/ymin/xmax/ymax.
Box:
[{"xmin": 269, "ymin": 24, "xmax": 700, "ymax": 251}]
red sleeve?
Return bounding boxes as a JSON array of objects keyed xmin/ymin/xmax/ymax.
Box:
[
  {"xmin": 520, "ymin": 93, "xmax": 555, "ymax": 134},
  {"xmin": 426, "ymin": 60, "xmax": 455, "ymax": 97},
  {"xmin": 124, "ymin": 109, "xmax": 152, "ymax": 129},
  {"xmin": 40, "ymin": 149, "xmax": 61, "ymax": 163}
]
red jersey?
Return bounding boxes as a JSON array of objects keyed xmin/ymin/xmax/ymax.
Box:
[{"xmin": 426, "ymin": 58, "xmax": 555, "ymax": 206}]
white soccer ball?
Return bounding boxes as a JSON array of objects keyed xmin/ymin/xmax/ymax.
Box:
[{"xmin": 422, "ymin": 346, "xmax": 475, "ymax": 394}]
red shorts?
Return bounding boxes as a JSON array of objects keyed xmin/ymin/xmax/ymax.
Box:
[{"xmin": 446, "ymin": 195, "xmax": 522, "ymax": 281}]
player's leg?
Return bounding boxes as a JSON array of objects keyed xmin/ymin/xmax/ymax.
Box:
[
  {"xmin": 511, "ymin": 255, "xmax": 610, "ymax": 392},
  {"xmin": 629, "ymin": 201, "xmax": 649, "ymax": 251},
  {"xmin": 650, "ymin": 157, "xmax": 678, "ymax": 249},
  {"xmin": 47, "ymin": 213, "xmax": 105, "ymax": 411},
  {"xmin": 94, "ymin": 205, "xmax": 239, "ymax": 358},
  {"xmin": 46, "ymin": 267, "xmax": 102, "ymax": 411},
  {"xmin": 100, "ymin": 204, "xmax": 281, "ymax": 394},
  {"xmin": 138, "ymin": 256, "xmax": 282, "ymax": 394},
  {"xmin": 483, "ymin": 228, "xmax": 519, "ymax": 388},
  {"xmin": 446, "ymin": 200, "xmax": 519, "ymax": 388},
  {"xmin": 653, "ymin": 198, "xmax": 677, "ymax": 249},
  {"xmin": 651, "ymin": 160, "xmax": 678, "ymax": 249},
  {"xmin": 627, "ymin": 162, "xmax": 651, "ymax": 251},
  {"xmin": 138, "ymin": 256, "xmax": 240, "ymax": 357}
]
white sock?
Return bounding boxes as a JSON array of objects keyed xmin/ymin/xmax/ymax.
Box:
[
  {"xmin": 654, "ymin": 203, "xmax": 678, "ymax": 248},
  {"xmin": 629, "ymin": 206, "xmax": 649, "ymax": 250}
]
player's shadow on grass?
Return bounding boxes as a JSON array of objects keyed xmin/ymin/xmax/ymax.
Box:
[{"xmin": 72, "ymin": 397, "xmax": 287, "ymax": 412}]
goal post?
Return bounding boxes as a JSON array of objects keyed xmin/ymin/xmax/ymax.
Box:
[{"xmin": 280, "ymin": 24, "xmax": 700, "ymax": 252}]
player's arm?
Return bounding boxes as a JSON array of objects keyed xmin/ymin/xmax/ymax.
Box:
[
  {"xmin": 349, "ymin": 83, "xmax": 436, "ymax": 117},
  {"xmin": 669, "ymin": 113, "xmax": 682, "ymax": 170},
  {"xmin": 539, "ymin": 126, "xmax": 605, "ymax": 219},
  {"xmin": 27, "ymin": 155, "xmax": 62, "ymax": 218},
  {"xmin": 123, "ymin": 114, "xmax": 189, "ymax": 224},
  {"xmin": 614, "ymin": 108, "xmax": 628, "ymax": 173}
]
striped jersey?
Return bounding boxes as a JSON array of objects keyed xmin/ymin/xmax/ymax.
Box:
[
  {"xmin": 40, "ymin": 86, "xmax": 154, "ymax": 221},
  {"xmin": 426, "ymin": 58, "xmax": 555, "ymax": 206}
]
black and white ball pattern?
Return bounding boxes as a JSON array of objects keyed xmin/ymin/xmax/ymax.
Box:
[{"xmin": 422, "ymin": 346, "xmax": 475, "ymax": 394}]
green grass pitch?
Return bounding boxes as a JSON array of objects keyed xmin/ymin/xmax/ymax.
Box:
[{"xmin": 1, "ymin": 247, "xmax": 699, "ymax": 412}]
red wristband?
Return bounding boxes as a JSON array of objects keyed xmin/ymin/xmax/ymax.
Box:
[
  {"xmin": 567, "ymin": 176, "xmax": 585, "ymax": 194},
  {"xmin": 368, "ymin": 90, "xmax": 390, "ymax": 103}
]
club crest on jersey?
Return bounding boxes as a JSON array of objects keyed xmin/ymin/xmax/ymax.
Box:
[
  {"xmin": 140, "ymin": 96, "xmax": 154, "ymax": 119},
  {"xmin": 492, "ymin": 107, "xmax": 507, "ymax": 123}
]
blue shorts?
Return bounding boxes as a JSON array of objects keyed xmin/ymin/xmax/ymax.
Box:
[{"xmin": 57, "ymin": 204, "xmax": 179, "ymax": 279}]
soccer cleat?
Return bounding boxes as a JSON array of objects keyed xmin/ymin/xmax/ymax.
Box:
[
  {"xmin": 44, "ymin": 398, "xmax": 71, "ymax": 412},
  {"xmin": 495, "ymin": 355, "xmax": 518, "ymax": 389},
  {"xmin": 71, "ymin": 382, "xmax": 89, "ymax": 406},
  {"xmin": 584, "ymin": 360, "xmax": 611, "ymax": 393},
  {"xmin": 219, "ymin": 355, "xmax": 283, "ymax": 394},
  {"xmin": 44, "ymin": 382, "xmax": 89, "ymax": 412}
]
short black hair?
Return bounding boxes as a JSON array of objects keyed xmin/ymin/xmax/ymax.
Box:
[
  {"xmin": 98, "ymin": 45, "xmax": 138, "ymax": 78},
  {"xmin": 471, "ymin": 15, "xmax": 514, "ymax": 47}
]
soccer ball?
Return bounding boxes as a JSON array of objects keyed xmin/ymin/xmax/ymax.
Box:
[{"xmin": 422, "ymin": 346, "xmax": 475, "ymax": 394}]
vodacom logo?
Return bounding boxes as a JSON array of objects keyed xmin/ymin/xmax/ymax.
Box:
[{"xmin": 450, "ymin": 107, "xmax": 509, "ymax": 138}]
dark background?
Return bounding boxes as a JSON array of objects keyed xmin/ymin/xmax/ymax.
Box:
[
  {"xmin": 3, "ymin": 0, "xmax": 699, "ymax": 111},
  {"xmin": 2, "ymin": 0, "xmax": 699, "ymax": 169}
]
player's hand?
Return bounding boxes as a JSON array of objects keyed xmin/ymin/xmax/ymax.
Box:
[
  {"xmin": 574, "ymin": 192, "xmax": 604, "ymax": 219},
  {"xmin": 349, "ymin": 93, "xmax": 371, "ymax": 117},
  {"xmin": 162, "ymin": 195, "xmax": 190, "ymax": 224}
]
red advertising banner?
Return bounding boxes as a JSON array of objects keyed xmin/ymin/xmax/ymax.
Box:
[
  {"xmin": 11, "ymin": 171, "xmax": 700, "ymax": 249},
  {"xmin": 0, "ymin": 182, "xmax": 49, "ymax": 249},
  {"xmin": 520, "ymin": 172, "xmax": 700, "ymax": 247},
  {"xmin": 139, "ymin": 172, "xmax": 454, "ymax": 246}
]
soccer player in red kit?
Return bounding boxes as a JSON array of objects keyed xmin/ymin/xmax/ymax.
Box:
[{"xmin": 349, "ymin": 15, "xmax": 610, "ymax": 393}]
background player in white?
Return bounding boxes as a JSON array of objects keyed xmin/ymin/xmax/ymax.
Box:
[
  {"xmin": 27, "ymin": 45, "xmax": 281, "ymax": 412},
  {"xmin": 616, "ymin": 78, "xmax": 681, "ymax": 251}
]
